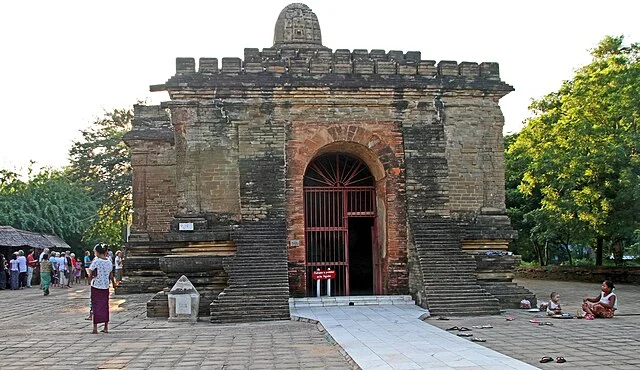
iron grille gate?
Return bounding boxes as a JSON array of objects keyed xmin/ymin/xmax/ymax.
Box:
[{"xmin": 303, "ymin": 153, "xmax": 376, "ymax": 296}]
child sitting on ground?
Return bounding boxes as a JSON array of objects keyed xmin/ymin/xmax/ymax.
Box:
[{"xmin": 546, "ymin": 291, "xmax": 562, "ymax": 316}]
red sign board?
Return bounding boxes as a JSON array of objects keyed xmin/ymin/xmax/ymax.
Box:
[{"xmin": 312, "ymin": 270, "xmax": 336, "ymax": 280}]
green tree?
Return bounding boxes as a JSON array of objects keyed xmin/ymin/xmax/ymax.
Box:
[
  {"xmin": 0, "ymin": 168, "xmax": 98, "ymax": 248},
  {"xmin": 68, "ymin": 108, "xmax": 133, "ymax": 246},
  {"xmin": 508, "ymin": 36, "xmax": 640, "ymax": 266}
]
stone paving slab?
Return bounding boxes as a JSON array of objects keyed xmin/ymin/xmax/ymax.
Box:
[
  {"xmin": 426, "ymin": 279, "xmax": 640, "ymax": 369},
  {"xmin": 0, "ymin": 285, "xmax": 355, "ymax": 369}
]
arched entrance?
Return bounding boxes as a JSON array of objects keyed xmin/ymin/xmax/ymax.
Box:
[{"xmin": 303, "ymin": 153, "xmax": 379, "ymax": 296}]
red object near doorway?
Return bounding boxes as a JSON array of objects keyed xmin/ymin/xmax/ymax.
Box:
[{"xmin": 312, "ymin": 270, "xmax": 337, "ymax": 280}]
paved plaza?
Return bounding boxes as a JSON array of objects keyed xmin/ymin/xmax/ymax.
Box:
[
  {"xmin": 426, "ymin": 279, "xmax": 640, "ymax": 369},
  {"xmin": 1, "ymin": 278, "xmax": 639, "ymax": 369}
]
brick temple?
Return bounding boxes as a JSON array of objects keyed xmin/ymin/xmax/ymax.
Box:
[{"xmin": 120, "ymin": 3, "xmax": 534, "ymax": 322}]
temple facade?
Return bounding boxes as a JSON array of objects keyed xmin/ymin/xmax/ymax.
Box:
[{"xmin": 121, "ymin": 3, "xmax": 534, "ymax": 322}]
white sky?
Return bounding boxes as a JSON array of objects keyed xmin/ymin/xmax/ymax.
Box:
[{"xmin": 1, "ymin": 0, "xmax": 639, "ymax": 173}]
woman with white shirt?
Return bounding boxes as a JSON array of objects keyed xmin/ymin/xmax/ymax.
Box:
[
  {"xmin": 581, "ymin": 280, "xmax": 617, "ymax": 319},
  {"xmin": 9, "ymin": 253, "xmax": 19, "ymax": 290},
  {"xmin": 88, "ymin": 243, "xmax": 116, "ymax": 334}
]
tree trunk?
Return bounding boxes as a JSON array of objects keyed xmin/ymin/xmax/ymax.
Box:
[
  {"xmin": 532, "ymin": 239, "xmax": 543, "ymax": 266},
  {"xmin": 563, "ymin": 243, "xmax": 573, "ymax": 265},
  {"xmin": 613, "ymin": 239, "xmax": 623, "ymax": 266},
  {"xmin": 544, "ymin": 239, "xmax": 550, "ymax": 266},
  {"xmin": 596, "ymin": 237, "xmax": 603, "ymax": 266}
]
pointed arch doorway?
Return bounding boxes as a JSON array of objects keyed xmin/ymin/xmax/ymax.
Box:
[{"xmin": 303, "ymin": 153, "xmax": 380, "ymax": 296}]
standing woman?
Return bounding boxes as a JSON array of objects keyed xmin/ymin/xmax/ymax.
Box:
[
  {"xmin": 9, "ymin": 253, "xmax": 20, "ymax": 290},
  {"xmin": 40, "ymin": 254, "xmax": 52, "ymax": 295},
  {"xmin": 0, "ymin": 254, "xmax": 7, "ymax": 289},
  {"xmin": 88, "ymin": 243, "xmax": 116, "ymax": 334}
]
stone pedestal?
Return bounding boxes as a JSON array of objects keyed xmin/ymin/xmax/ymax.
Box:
[
  {"xmin": 168, "ymin": 275, "xmax": 200, "ymax": 322},
  {"xmin": 469, "ymin": 249, "xmax": 537, "ymax": 308}
]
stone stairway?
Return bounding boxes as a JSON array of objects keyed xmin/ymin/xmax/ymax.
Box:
[
  {"xmin": 412, "ymin": 219, "xmax": 501, "ymax": 316},
  {"xmin": 210, "ymin": 220, "xmax": 291, "ymax": 323}
]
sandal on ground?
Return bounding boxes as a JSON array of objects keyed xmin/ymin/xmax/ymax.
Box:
[
  {"xmin": 457, "ymin": 333, "xmax": 473, "ymax": 337},
  {"xmin": 556, "ymin": 356, "xmax": 566, "ymax": 363},
  {"xmin": 470, "ymin": 337, "xmax": 486, "ymax": 342},
  {"xmin": 458, "ymin": 327, "xmax": 471, "ymax": 331},
  {"xmin": 544, "ymin": 322, "xmax": 554, "ymax": 326},
  {"xmin": 540, "ymin": 356, "xmax": 554, "ymax": 363},
  {"xmin": 505, "ymin": 316, "xmax": 515, "ymax": 321},
  {"xmin": 84, "ymin": 316, "xmax": 93, "ymax": 321},
  {"xmin": 445, "ymin": 326, "xmax": 459, "ymax": 331},
  {"xmin": 529, "ymin": 319, "xmax": 540, "ymax": 323},
  {"xmin": 437, "ymin": 316, "xmax": 449, "ymax": 320}
]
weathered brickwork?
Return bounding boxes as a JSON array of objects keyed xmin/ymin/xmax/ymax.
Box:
[{"xmin": 120, "ymin": 3, "xmax": 530, "ymax": 319}]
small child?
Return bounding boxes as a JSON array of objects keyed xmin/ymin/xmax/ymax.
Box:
[{"xmin": 547, "ymin": 291, "xmax": 562, "ymax": 315}]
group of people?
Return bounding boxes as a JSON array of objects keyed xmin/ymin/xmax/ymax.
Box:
[
  {"xmin": 543, "ymin": 280, "xmax": 617, "ymax": 320},
  {"xmin": 1, "ymin": 243, "xmax": 120, "ymax": 334},
  {"xmin": 0, "ymin": 249, "xmax": 39, "ymax": 290},
  {"xmin": 0, "ymin": 247, "xmax": 124, "ymax": 295}
]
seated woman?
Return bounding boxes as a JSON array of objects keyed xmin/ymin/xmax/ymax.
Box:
[{"xmin": 581, "ymin": 280, "xmax": 617, "ymax": 319}]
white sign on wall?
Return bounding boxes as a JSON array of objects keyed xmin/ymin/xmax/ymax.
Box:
[
  {"xmin": 175, "ymin": 295, "xmax": 192, "ymax": 315},
  {"xmin": 178, "ymin": 222, "xmax": 194, "ymax": 231}
]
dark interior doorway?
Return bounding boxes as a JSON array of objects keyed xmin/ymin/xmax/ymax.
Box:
[{"xmin": 348, "ymin": 217, "xmax": 374, "ymax": 295}]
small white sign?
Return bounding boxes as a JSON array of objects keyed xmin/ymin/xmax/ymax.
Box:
[
  {"xmin": 289, "ymin": 240, "xmax": 300, "ymax": 247},
  {"xmin": 175, "ymin": 295, "xmax": 192, "ymax": 315},
  {"xmin": 179, "ymin": 222, "xmax": 194, "ymax": 231}
]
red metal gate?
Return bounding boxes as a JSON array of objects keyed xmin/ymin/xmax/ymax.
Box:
[{"xmin": 303, "ymin": 154, "xmax": 376, "ymax": 296}]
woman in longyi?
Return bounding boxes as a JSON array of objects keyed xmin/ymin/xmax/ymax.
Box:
[{"xmin": 88, "ymin": 243, "xmax": 117, "ymax": 333}]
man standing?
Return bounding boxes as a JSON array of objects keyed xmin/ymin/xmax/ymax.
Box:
[
  {"xmin": 17, "ymin": 250, "xmax": 28, "ymax": 289},
  {"xmin": 114, "ymin": 250, "xmax": 123, "ymax": 285},
  {"xmin": 27, "ymin": 249, "xmax": 37, "ymax": 288}
]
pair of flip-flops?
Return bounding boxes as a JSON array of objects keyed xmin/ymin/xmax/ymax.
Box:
[
  {"xmin": 471, "ymin": 325, "xmax": 493, "ymax": 329},
  {"xmin": 530, "ymin": 319, "xmax": 554, "ymax": 326},
  {"xmin": 540, "ymin": 356, "xmax": 566, "ymax": 363},
  {"xmin": 446, "ymin": 326, "xmax": 471, "ymax": 331}
]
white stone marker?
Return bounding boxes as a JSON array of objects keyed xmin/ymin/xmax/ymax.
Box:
[{"xmin": 167, "ymin": 275, "xmax": 200, "ymax": 322}]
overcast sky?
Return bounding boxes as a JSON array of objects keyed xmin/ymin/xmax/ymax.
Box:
[{"xmin": 1, "ymin": 0, "xmax": 639, "ymax": 173}]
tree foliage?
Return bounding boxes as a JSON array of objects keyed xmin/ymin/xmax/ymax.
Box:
[
  {"xmin": 0, "ymin": 168, "xmax": 97, "ymax": 247},
  {"xmin": 68, "ymin": 108, "xmax": 133, "ymax": 246},
  {"xmin": 507, "ymin": 36, "xmax": 640, "ymax": 265}
]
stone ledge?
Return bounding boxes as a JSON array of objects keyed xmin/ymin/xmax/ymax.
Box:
[{"xmin": 515, "ymin": 266, "xmax": 640, "ymax": 285}]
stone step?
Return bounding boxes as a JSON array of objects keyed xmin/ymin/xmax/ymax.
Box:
[
  {"xmin": 289, "ymin": 295, "xmax": 415, "ymax": 308},
  {"xmin": 210, "ymin": 313, "xmax": 290, "ymax": 323},
  {"xmin": 425, "ymin": 294, "xmax": 497, "ymax": 303},
  {"xmin": 221, "ymin": 289, "xmax": 290, "ymax": 296},
  {"xmin": 211, "ymin": 300, "xmax": 289, "ymax": 308}
]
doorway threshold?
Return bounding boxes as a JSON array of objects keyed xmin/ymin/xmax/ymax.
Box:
[{"xmin": 289, "ymin": 295, "xmax": 414, "ymax": 308}]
